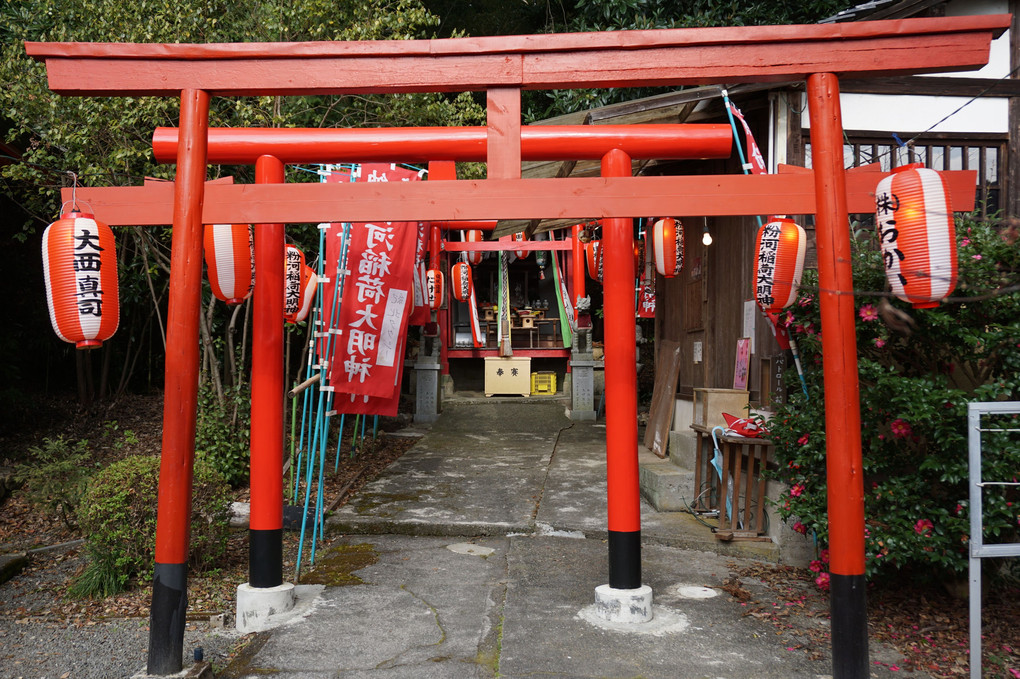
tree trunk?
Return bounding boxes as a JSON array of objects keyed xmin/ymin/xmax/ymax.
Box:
[{"xmin": 199, "ymin": 295, "xmax": 224, "ymax": 405}]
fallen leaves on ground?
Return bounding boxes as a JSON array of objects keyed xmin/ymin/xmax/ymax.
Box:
[
  {"xmin": 730, "ymin": 560, "xmax": 1020, "ymax": 677},
  {"xmin": 0, "ymin": 422, "xmax": 415, "ymax": 629}
]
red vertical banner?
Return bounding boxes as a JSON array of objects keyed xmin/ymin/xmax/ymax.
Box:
[
  {"xmin": 409, "ymin": 221, "xmax": 431, "ymax": 326},
  {"xmin": 637, "ymin": 274, "xmax": 656, "ymax": 318},
  {"xmin": 638, "ymin": 226, "xmax": 656, "ymax": 318},
  {"xmin": 726, "ymin": 100, "xmax": 767, "ymax": 175},
  {"xmin": 328, "ymin": 220, "xmax": 416, "ymax": 397},
  {"xmin": 318, "ymin": 161, "xmax": 422, "ymax": 381}
]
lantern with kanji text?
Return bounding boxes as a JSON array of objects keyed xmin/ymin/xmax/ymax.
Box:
[
  {"xmin": 652, "ymin": 217, "xmax": 684, "ymax": 278},
  {"xmin": 289, "ymin": 265, "xmax": 317, "ymax": 324},
  {"xmin": 450, "ymin": 261, "xmax": 473, "ymax": 303},
  {"xmin": 875, "ymin": 164, "xmax": 956, "ymax": 308},
  {"xmin": 284, "ymin": 245, "xmax": 310, "ymax": 323},
  {"xmin": 42, "ymin": 210, "xmax": 120, "ymax": 349},
  {"xmin": 512, "ymin": 231, "xmax": 529, "ymax": 259},
  {"xmin": 753, "ymin": 217, "xmax": 806, "ymax": 312},
  {"xmin": 426, "ymin": 268, "xmax": 445, "ymax": 310},
  {"xmin": 204, "ymin": 223, "xmax": 254, "ymax": 305}
]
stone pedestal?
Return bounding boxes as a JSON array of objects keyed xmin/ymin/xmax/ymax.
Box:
[
  {"xmin": 567, "ymin": 354, "xmax": 596, "ymax": 421},
  {"xmin": 414, "ymin": 361, "xmax": 440, "ymax": 424}
]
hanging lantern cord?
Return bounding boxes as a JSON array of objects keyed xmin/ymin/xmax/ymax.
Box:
[
  {"xmin": 59, "ymin": 172, "xmax": 94, "ymax": 217},
  {"xmin": 68, "ymin": 171, "xmax": 78, "ymax": 212}
]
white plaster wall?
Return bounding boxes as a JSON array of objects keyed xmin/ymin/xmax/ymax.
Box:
[{"xmin": 803, "ymin": 0, "xmax": 1011, "ymax": 134}]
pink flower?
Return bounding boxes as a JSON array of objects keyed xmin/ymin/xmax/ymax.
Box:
[
  {"xmin": 874, "ymin": 337, "xmax": 886, "ymax": 348},
  {"xmin": 914, "ymin": 519, "xmax": 934, "ymax": 535},
  {"xmin": 809, "ymin": 560, "xmax": 823, "ymax": 573},
  {"xmin": 783, "ymin": 310, "xmax": 795, "ymax": 326},
  {"xmin": 798, "ymin": 434, "xmax": 809, "ymax": 446},
  {"xmin": 819, "ymin": 549, "xmax": 830, "ymax": 563},
  {"xmin": 972, "ymin": 254, "xmax": 983, "ymax": 260},
  {"xmin": 955, "ymin": 504, "xmax": 963, "ymax": 515},
  {"xmin": 859, "ymin": 304, "xmax": 879, "ymax": 321},
  {"xmin": 793, "ymin": 521, "xmax": 808, "ymax": 535},
  {"xmin": 815, "ymin": 572, "xmax": 830, "ymax": 591},
  {"xmin": 790, "ymin": 484, "xmax": 805, "ymax": 498},
  {"xmin": 960, "ymin": 237, "xmax": 971, "ymax": 247},
  {"xmin": 890, "ymin": 418, "xmax": 912, "ymax": 438},
  {"xmin": 798, "ymin": 295, "xmax": 813, "ymax": 307}
]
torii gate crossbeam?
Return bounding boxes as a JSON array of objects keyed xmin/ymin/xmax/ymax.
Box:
[{"xmin": 26, "ymin": 14, "xmax": 1009, "ymax": 679}]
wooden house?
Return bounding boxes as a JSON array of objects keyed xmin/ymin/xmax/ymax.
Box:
[{"xmin": 507, "ymin": 0, "xmax": 1017, "ymax": 429}]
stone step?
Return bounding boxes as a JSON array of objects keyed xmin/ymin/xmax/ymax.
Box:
[
  {"xmin": 0, "ymin": 553, "xmax": 27, "ymax": 586},
  {"xmin": 638, "ymin": 458, "xmax": 696, "ymax": 512}
]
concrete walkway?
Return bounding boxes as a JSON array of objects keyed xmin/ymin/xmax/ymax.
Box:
[{"xmin": 226, "ymin": 399, "xmax": 920, "ymax": 678}]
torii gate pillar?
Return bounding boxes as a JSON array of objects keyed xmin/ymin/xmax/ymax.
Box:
[
  {"xmin": 807, "ymin": 72, "xmax": 868, "ymax": 678},
  {"xmin": 147, "ymin": 89, "xmax": 209, "ymax": 675}
]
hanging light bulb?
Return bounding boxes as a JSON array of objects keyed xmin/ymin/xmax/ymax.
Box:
[{"xmin": 702, "ymin": 218, "xmax": 713, "ymax": 247}]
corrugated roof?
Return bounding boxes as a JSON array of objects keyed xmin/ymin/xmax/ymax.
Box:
[{"xmin": 820, "ymin": 0, "xmax": 947, "ymax": 23}]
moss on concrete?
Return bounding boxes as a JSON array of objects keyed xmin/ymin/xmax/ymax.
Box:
[{"xmin": 300, "ymin": 542, "xmax": 378, "ymax": 586}]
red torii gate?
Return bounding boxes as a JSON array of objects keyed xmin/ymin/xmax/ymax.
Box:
[{"xmin": 26, "ymin": 14, "xmax": 1008, "ymax": 678}]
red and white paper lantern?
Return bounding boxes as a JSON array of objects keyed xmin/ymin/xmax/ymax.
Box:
[
  {"xmin": 753, "ymin": 217, "xmax": 807, "ymax": 313},
  {"xmin": 204, "ymin": 223, "xmax": 254, "ymax": 305},
  {"xmin": 289, "ymin": 265, "xmax": 317, "ymax": 324},
  {"xmin": 875, "ymin": 164, "xmax": 956, "ymax": 308},
  {"xmin": 585, "ymin": 240, "xmax": 602, "ymax": 282},
  {"xmin": 426, "ymin": 268, "xmax": 445, "ymax": 310},
  {"xmin": 450, "ymin": 261, "xmax": 473, "ymax": 303},
  {"xmin": 513, "ymin": 231, "xmax": 529, "ymax": 260},
  {"xmin": 652, "ymin": 217, "xmax": 684, "ymax": 278},
  {"xmin": 464, "ymin": 229, "xmax": 484, "ymax": 265},
  {"xmin": 284, "ymin": 245, "xmax": 309, "ymax": 323},
  {"xmin": 42, "ymin": 211, "xmax": 120, "ymax": 349}
]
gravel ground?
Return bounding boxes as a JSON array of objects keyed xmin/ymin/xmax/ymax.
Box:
[{"xmin": 0, "ymin": 546, "xmax": 244, "ymax": 679}]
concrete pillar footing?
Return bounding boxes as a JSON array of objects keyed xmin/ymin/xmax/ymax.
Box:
[
  {"xmin": 236, "ymin": 582, "xmax": 296, "ymax": 633},
  {"xmin": 593, "ymin": 584, "xmax": 653, "ymax": 623}
]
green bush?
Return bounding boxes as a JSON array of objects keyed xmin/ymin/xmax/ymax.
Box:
[
  {"xmin": 16, "ymin": 436, "xmax": 94, "ymax": 532},
  {"xmin": 72, "ymin": 454, "xmax": 232, "ymax": 597},
  {"xmin": 196, "ymin": 381, "xmax": 251, "ymax": 487},
  {"xmin": 769, "ymin": 213, "xmax": 1020, "ymax": 587}
]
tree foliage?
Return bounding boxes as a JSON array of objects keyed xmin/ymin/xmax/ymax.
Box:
[
  {"xmin": 0, "ymin": 0, "xmax": 483, "ymax": 404},
  {"xmin": 521, "ymin": 0, "xmax": 848, "ymax": 120}
]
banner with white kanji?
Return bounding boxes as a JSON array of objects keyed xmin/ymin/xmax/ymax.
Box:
[
  {"xmin": 319, "ymin": 163, "xmax": 423, "ymax": 391},
  {"xmin": 328, "ymin": 219, "xmax": 416, "ymax": 398},
  {"xmin": 638, "ymin": 274, "xmax": 656, "ymax": 318}
]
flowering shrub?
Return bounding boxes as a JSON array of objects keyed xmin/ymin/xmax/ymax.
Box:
[{"xmin": 768, "ymin": 213, "xmax": 1020, "ymax": 586}]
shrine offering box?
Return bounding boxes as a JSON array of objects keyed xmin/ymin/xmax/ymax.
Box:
[{"xmin": 484, "ymin": 357, "xmax": 531, "ymax": 397}]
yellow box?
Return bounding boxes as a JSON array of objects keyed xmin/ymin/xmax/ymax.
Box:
[
  {"xmin": 531, "ymin": 371, "xmax": 556, "ymax": 395},
  {"xmin": 692, "ymin": 388, "xmax": 749, "ymax": 429},
  {"xmin": 484, "ymin": 357, "xmax": 531, "ymax": 397}
]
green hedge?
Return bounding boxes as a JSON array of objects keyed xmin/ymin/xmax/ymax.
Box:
[{"xmin": 73, "ymin": 454, "xmax": 231, "ymax": 597}]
